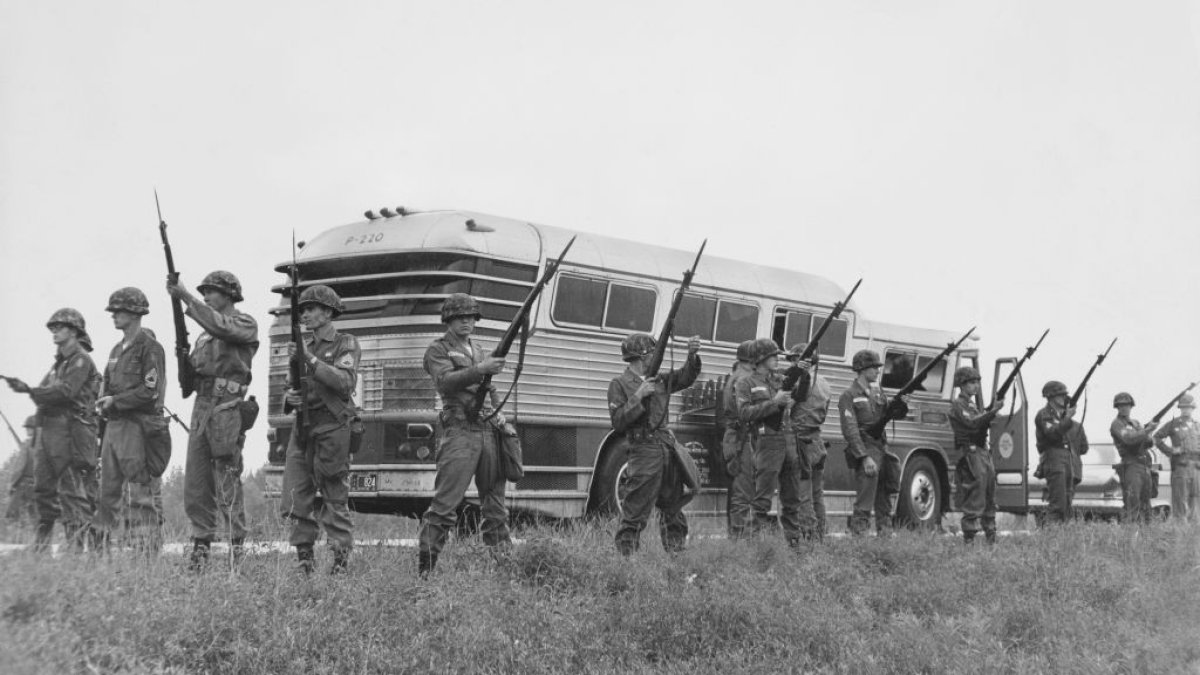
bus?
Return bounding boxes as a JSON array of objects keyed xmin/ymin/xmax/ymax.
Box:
[{"xmin": 263, "ymin": 208, "xmax": 1033, "ymax": 528}]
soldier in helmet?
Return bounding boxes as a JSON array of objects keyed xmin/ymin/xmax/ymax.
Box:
[
  {"xmin": 737, "ymin": 338, "xmax": 810, "ymax": 544},
  {"xmin": 1109, "ymin": 392, "xmax": 1158, "ymax": 524},
  {"xmin": 281, "ymin": 284, "xmax": 361, "ymax": 575},
  {"xmin": 784, "ymin": 343, "xmax": 833, "ymax": 539},
  {"xmin": 167, "ymin": 271, "xmax": 259, "ymax": 570},
  {"xmin": 948, "ymin": 366, "xmax": 1005, "ymax": 544},
  {"xmin": 4, "ymin": 416, "xmax": 40, "ymax": 525},
  {"xmin": 839, "ymin": 349, "xmax": 908, "ymax": 536},
  {"xmin": 1034, "ymin": 380, "xmax": 1081, "ymax": 524},
  {"xmin": 92, "ymin": 287, "xmax": 167, "ymax": 554},
  {"xmin": 607, "ymin": 331, "xmax": 702, "ymax": 555},
  {"xmin": 720, "ymin": 340, "xmax": 756, "ymax": 538},
  {"xmin": 5, "ymin": 308, "xmax": 101, "ymax": 552},
  {"xmin": 1153, "ymin": 394, "xmax": 1200, "ymax": 522}
]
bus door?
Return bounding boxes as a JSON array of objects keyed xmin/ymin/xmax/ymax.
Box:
[{"xmin": 989, "ymin": 358, "xmax": 1029, "ymax": 511}]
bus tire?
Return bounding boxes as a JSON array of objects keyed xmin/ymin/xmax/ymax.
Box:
[
  {"xmin": 589, "ymin": 446, "xmax": 631, "ymax": 518},
  {"xmin": 895, "ymin": 455, "xmax": 942, "ymax": 529}
]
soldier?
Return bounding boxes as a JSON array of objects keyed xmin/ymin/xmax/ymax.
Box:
[
  {"xmin": 281, "ymin": 285, "xmax": 361, "ymax": 575},
  {"xmin": 92, "ymin": 288, "xmax": 167, "ymax": 554},
  {"xmin": 416, "ymin": 293, "xmax": 514, "ymax": 575},
  {"xmin": 839, "ymin": 349, "xmax": 908, "ymax": 536},
  {"xmin": 5, "ymin": 308, "xmax": 100, "ymax": 552},
  {"xmin": 1153, "ymin": 394, "xmax": 1200, "ymax": 522},
  {"xmin": 1109, "ymin": 392, "xmax": 1158, "ymax": 525},
  {"xmin": 607, "ymin": 332, "xmax": 701, "ymax": 556},
  {"xmin": 720, "ymin": 340, "xmax": 755, "ymax": 539},
  {"xmin": 1034, "ymin": 380, "xmax": 1080, "ymax": 524},
  {"xmin": 948, "ymin": 367, "xmax": 1004, "ymax": 544},
  {"xmin": 4, "ymin": 416, "xmax": 39, "ymax": 525},
  {"xmin": 785, "ymin": 343, "xmax": 832, "ymax": 539},
  {"xmin": 167, "ymin": 271, "xmax": 259, "ymax": 570}
]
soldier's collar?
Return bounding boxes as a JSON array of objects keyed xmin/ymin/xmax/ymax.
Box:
[{"xmin": 311, "ymin": 323, "xmax": 337, "ymax": 343}]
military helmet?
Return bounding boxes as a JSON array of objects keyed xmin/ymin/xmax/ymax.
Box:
[
  {"xmin": 440, "ymin": 293, "xmax": 481, "ymax": 323},
  {"xmin": 45, "ymin": 307, "xmax": 87, "ymax": 333},
  {"xmin": 1112, "ymin": 392, "xmax": 1135, "ymax": 408},
  {"xmin": 1042, "ymin": 380, "xmax": 1069, "ymax": 398},
  {"xmin": 298, "ymin": 284, "xmax": 344, "ymax": 317},
  {"xmin": 106, "ymin": 287, "xmax": 150, "ymax": 316},
  {"xmin": 750, "ymin": 338, "xmax": 780, "ymax": 365},
  {"xmin": 23, "ymin": 416, "xmax": 36, "ymax": 429},
  {"xmin": 620, "ymin": 333, "xmax": 656, "ymax": 362},
  {"xmin": 1179, "ymin": 394, "xmax": 1196, "ymax": 409},
  {"xmin": 786, "ymin": 343, "xmax": 810, "ymax": 362},
  {"xmin": 954, "ymin": 366, "xmax": 981, "ymax": 387},
  {"xmin": 851, "ymin": 349, "xmax": 883, "ymax": 372},
  {"xmin": 196, "ymin": 270, "xmax": 244, "ymax": 303},
  {"xmin": 735, "ymin": 339, "xmax": 755, "ymax": 363}
]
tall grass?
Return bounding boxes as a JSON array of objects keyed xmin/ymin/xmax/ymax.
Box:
[{"xmin": 0, "ymin": 519, "xmax": 1197, "ymax": 674}]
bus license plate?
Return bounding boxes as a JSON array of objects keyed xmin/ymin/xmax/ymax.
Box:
[{"xmin": 350, "ymin": 472, "xmax": 378, "ymax": 492}]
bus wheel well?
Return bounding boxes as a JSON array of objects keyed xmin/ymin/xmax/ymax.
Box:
[{"xmin": 895, "ymin": 448, "xmax": 950, "ymax": 529}]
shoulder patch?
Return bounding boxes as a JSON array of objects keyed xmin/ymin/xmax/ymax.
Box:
[
  {"xmin": 843, "ymin": 409, "xmax": 856, "ymax": 420},
  {"xmin": 337, "ymin": 353, "xmax": 355, "ymax": 368},
  {"xmin": 144, "ymin": 367, "xmax": 159, "ymax": 390},
  {"xmin": 74, "ymin": 356, "xmax": 85, "ymax": 369}
]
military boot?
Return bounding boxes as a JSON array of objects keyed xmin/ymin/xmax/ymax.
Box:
[
  {"xmin": 984, "ymin": 530, "xmax": 998, "ymax": 545},
  {"xmin": 32, "ymin": 520, "xmax": 55, "ymax": 554},
  {"xmin": 297, "ymin": 544, "xmax": 315, "ymax": 576},
  {"xmin": 417, "ymin": 550, "xmax": 437, "ymax": 578},
  {"xmin": 188, "ymin": 538, "xmax": 211, "ymax": 573},
  {"xmin": 962, "ymin": 531, "xmax": 976, "ymax": 545},
  {"xmin": 331, "ymin": 548, "xmax": 350, "ymax": 575},
  {"xmin": 89, "ymin": 528, "xmax": 110, "ymax": 556},
  {"xmin": 230, "ymin": 538, "xmax": 246, "ymax": 569}
]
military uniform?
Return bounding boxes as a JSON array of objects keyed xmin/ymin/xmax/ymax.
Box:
[
  {"xmin": 949, "ymin": 391, "xmax": 1000, "ymax": 542},
  {"xmin": 1110, "ymin": 413, "xmax": 1155, "ymax": 524},
  {"xmin": 788, "ymin": 370, "xmax": 831, "ymax": 538},
  {"xmin": 720, "ymin": 360, "xmax": 755, "ymax": 538},
  {"xmin": 1065, "ymin": 423, "xmax": 1089, "ymax": 505},
  {"xmin": 1034, "ymin": 403, "xmax": 1077, "ymax": 524},
  {"xmin": 1154, "ymin": 404, "xmax": 1200, "ymax": 522},
  {"xmin": 839, "ymin": 376, "xmax": 906, "ymax": 536},
  {"xmin": 737, "ymin": 367, "xmax": 809, "ymax": 542}
]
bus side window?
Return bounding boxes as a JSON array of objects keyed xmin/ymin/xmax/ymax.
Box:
[
  {"xmin": 715, "ymin": 300, "xmax": 758, "ymax": 343},
  {"xmin": 915, "ymin": 355, "xmax": 947, "ymax": 395},
  {"xmin": 810, "ymin": 315, "xmax": 848, "ymax": 359},
  {"xmin": 553, "ymin": 275, "xmax": 606, "ymax": 326},
  {"xmin": 677, "ymin": 294, "xmax": 717, "ymax": 341},
  {"xmin": 882, "ymin": 350, "xmax": 916, "ymax": 390},
  {"xmin": 604, "ymin": 283, "xmax": 656, "ymax": 332}
]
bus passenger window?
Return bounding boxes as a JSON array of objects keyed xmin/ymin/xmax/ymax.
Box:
[
  {"xmin": 604, "ymin": 283, "xmax": 656, "ymax": 332},
  {"xmin": 881, "ymin": 351, "xmax": 916, "ymax": 390},
  {"xmin": 914, "ymin": 355, "xmax": 947, "ymax": 394},
  {"xmin": 676, "ymin": 294, "xmax": 716, "ymax": 341},
  {"xmin": 715, "ymin": 300, "xmax": 758, "ymax": 343},
  {"xmin": 552, "ymin": 275, "xmax": 606, "ymax": 326},
  {"xmin": 784, "ymin": 311, "xmax": 812, "ymax": 351},
  {"xmin": 810, "ymin": 316, "xmax": 848, "ymax": 359}
]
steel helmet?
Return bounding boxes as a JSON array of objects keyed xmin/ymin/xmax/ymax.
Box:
[
  {"xmin": 1112, "ymin": 392, "xmax": 1135, "ymax": 408},
  {"xmin": 851, "ymin": 349, "xmax": 883, "ymax": 372},
  {"xmin": 45, "ymin": 308, "xmax": 87, "ymax": 333},
  {"xmin": 954, "ymin": 366, "xmax": 981, "ymax": 387},
  {"xmin": 440, "ymin": 293, "xmax": 481, "ymax": 323},
  {"xmin": 106, "ymin": 287, "xmax": 150, "ymax": 316},
  {"xmin": 298, "ymin": 285, "xmax": 344, "ymax": 317},
  {"xmin": 786, "ymin": 343, "xmax": 810, "ymax": 362},
  {"xmin": 620, "ymin": 333, "xmax": 656, "ymax": 362},
  {"xmin": 196, "ymin": 270, "xmax": 244, "ymax": 303},
  {"xmin": 23, "ymin": 416, "xmax": 36, "ymax": 429},
  {"xmin": 750, "ymin": 338, "xmax": 780, "ymax": 365},
  {"xmin": 1042, "ymin": 380, "xmax": 1069, "ymax": 398},
  {"xmin": 1179, "ymin": 394, "xmax": 1196, "ymax": 409},
  {"xmin": 735, "ymin": 339, "xmax": 756, "ymax": 363}
]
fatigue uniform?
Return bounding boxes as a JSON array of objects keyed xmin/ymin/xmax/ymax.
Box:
[
  {"xmin": 1110, "ymin": 415, "xmax": 1156, "ymax": 524},
  {"xmin": 1066, "ymin": 424, "xmax": 1089, "ymax": 505},
  {"xmin": 93, "ymin": 328, "xmax": 166, "ymax": 551},
  {"xmin": 5, "ymin": 438, "xmax": 38, "ymax": 523},
  {"xmin": 182, "ymin": 298, "xmax": 258, "ymax": 546},
  {"xmin": 720, "ymin": 363, "xmax": 755, "ymax": 538},
  {"xmin": 737, "ymin": 370, "xmax": 810, "ymax": 542},
  {"xmin": 839, "ymin": 379, "xmax": 906, "ymax": 535},
  {"xmin": 949, "ymin": 392, "xmax": 1000, "ymax": 540},
  {"xmin": 29, "ymin": 341, "xmax": 101, "ymax": 549},
  {"xmin": 608, "ymin": 354, "xmax": 701, "ymax": 554},
  {"xmin": 1154, "ymin": 417, "xmax": 1200, "ymax": 521},
  {"xmin": 418, "ymin": 332, "xmax": 511, "ymax": 562},
  {"xmin": 789, "ymin": 372, "xmax": 831, "ymax": 538},
  {"xmin": 281, "ymin": 323, "xmax": 360, "ymax": 554},
  {"xmin": 1034, "ymin": 405, "xmax": 1077, "ymax": 524}
]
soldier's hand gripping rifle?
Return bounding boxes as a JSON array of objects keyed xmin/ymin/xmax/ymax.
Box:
[
  {"xmin": 1068, "ymin": 337, "xmax": 1117, "ymax": 409},
  {"xmin": 287, "ymin": 235, "xmax": 308, "ymax": 433},
  {"xmin": 157, "ymin": 190, "xmax": 195, "ymax": 398},
  {"xmin": 865, "ymin": 326, "xmax": 976, "ymax": 440},
  {"xmin": 643, "ymin": 240, "xmax": 706, "ymax": 380},
  {"xmin": 1148, "ymin": 381, "xmax": 1198, "ymax": 425},
  {"xmin": 782, "ymin": 278, "xmax": 862, "ymax": 398},
  {"xmin": 471, "ymin": 237, "xmax": 577, "ymax": 422},
  {"xmin": 991, "ymin": 328, "xmax": 1049, "ymax": 408}
]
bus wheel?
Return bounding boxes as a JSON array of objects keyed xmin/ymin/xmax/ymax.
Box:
[
  {"xmin": 896, "ymin": 455, "xmax": 941, "ymax": 529},
  {"xmin": 590, "ymin": 448, "xmax": 632, "ymax": 518}
]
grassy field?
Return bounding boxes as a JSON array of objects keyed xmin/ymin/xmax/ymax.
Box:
[{"xmin": 0, "ymin": 518, "xmax": 1197, "ymax": 674}]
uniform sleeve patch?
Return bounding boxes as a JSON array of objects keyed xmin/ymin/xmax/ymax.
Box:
[
  {"xmin": 144, "ymin": 367, "xmax": 159, "ymax": 389},
  {"xmin": 843, "ymin": 409, "xmax": 856, "ymax": 419},
  {"xmin": 751, "ymin": 386, "xmax": 767, "ymax": 393},
  {"xmin": 853, "ymin": 397, "xmax": 870, "ymax": 404},
  {"xmin": 337, "ymin": 353, "xmax": 355, "ymax": 368},
  {"xmin": 448, "ymin": 351, "xmax": 468, "ymax": 359}
]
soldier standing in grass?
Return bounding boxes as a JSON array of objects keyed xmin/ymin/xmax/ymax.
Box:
[
  {"xmin": 4, "ymin": 416, "xmax": 40, "ymax": 525},
  {"xmin": 839, "ymin": 349, "xmax": 908, "ymax": 536},
  {"xmin": 282, "ymin": 285, "xmax": 361, "ymax": 575},
  {"xmin": 92, "ymin": 288, "xmax": 167, "ymax": 555},
  {"xmin": 948, "ymin": 366, "xmax": 1004, "ymax": 544},
  {"xmin": 167, "ymin": 271, "xmax": 259, "ymax": 570},
  {"xmin": 607, "ymin": 332, "xmax": 701, "ymax": 556},
  {"xmin": 720, "ymin": 340, "xmax": 756, "ymax": 539},
  {"xmin": 417, "ymin": 293, "xmax": 513, "ymax": 576},
  {"xmin": 1034, "ymin": 380, "xmax": 1079, "ymax": 524},
  {"xmin": 1154, "ymin": 394, "xmax": 1200, "ymax": 522},
  {"xmin": 785, "ymin": 343, "xmax": 833, "ymax": 539},
  {"xmin": 1109, "ymin": 392, "xmax": 1158, "ymax": 525},
  {"xmin": 5, "ymin": 309, "xmax": 101, "ymax": 553}
]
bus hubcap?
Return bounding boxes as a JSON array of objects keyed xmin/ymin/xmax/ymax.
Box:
[{"xmin": 909, "ymin": 471, "xmax": 936, "ymax": 520}]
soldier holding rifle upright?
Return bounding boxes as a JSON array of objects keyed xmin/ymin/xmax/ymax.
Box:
[
  {"xmin": 720, "ymin": 340, "xmax": 756, "ymax": 539},
  {"xmin": 839, "ymin": 350, "xmax": 908, "ymax": 537},
  {"xmin": 1110, "ymin": 392, "xmax": 1158, "ymax": 525},
  {"xmin": 948, "ymin": 367, "xmax": 1004, "ymax": 544},
  {"xmin": 784, "ymin": 342, "xmax": 833, "ymax": 540},
  {"xmin": 1034, "ymin": 381, "xmax": 1079, "ymax": 525},
  {"xmin": 1154, "ymin": 394, "xmax": 1200, "ymax": 522}
]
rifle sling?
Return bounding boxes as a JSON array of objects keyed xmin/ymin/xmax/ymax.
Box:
[{"xmin": 481, "ymin": 315, "xmax": 530, "ymax": 423}]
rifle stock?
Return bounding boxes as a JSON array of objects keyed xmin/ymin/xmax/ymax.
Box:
[
  {"xmin": 865, "ymin": 326, "xmax": 976, "ymax": 440},
  {"xmin": 644, "ymin": 240, "xmax": 706, "ymax": 379},
  {"xmin": 1150, "ymin": 382, "xmax": 1197, "ymax": 425},
  {"xmin": 157, "ymin": 190, "xmax": 194, "ymax": 398},
  {"xmin": 1068, "ymin": 337, "xmax": 1117, "ymax": 408},
  {"xmin": 992, "ymin": 328, "xmax": 1049, "ymax": 406}
]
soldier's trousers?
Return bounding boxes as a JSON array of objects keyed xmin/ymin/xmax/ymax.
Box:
[
  {"xmin": 795, "ymin": 434, "xmax": 826, "ymax": 537},
  {"xmin": 281, "ymin": 411, "xmax": 353, "ymax": 551},
  {"xmin": 184, "ymin": 395, "xmax": 246, "ymax": 542},
  {"xmin": 93, "ymin": 418, "xmax": 162, "ymax": 552},
  {"xmin": 752, "ymin": 432, "xmax": 811, "ymax": 541},
  {"xmin": 1040, "ymin": 447, "xmax": 1075, "ymax": 524},
  {"xmin": 850, "ymin": 446, "xmax": 896, "ymax": 536},
  {"xmin": 6, "ymin": 478, "xmax": 37, "ymax": 523},
  {"xmin": 956, "ymin": 447, "xmax": 996, "ymax": 537},
  {"xmin": 615, "ymin": 440, "xmax": 691, "ymax": 554},
  {"xmin": 1118, "ymin": 462, "xmax": 1153, "ymax": 524},
  {"xmin": 418, "ymin": 423, "xmax": 510, "ymax": 558},
  {"xmin": 723, "ymin": 428, "xmax": 754, "ymax": 538},
  {"xmin": 1169, "ymin": 461, "xmax": 1200, "ymax": 522},
  {"xmin": 34, "ymin": 416, "xmax": 96, "ymax": 545}
]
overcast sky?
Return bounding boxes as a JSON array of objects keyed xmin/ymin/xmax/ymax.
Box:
[{"xmin": 2, "ymin": 1, "xmax": 1198, "ymax": 470}]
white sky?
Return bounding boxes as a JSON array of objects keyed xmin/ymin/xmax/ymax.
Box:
[{"xmin": 2, "ymin": 1, "xmax": 1198, "ymax": 469}]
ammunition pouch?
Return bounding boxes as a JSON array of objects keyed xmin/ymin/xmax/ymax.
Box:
[
  {"xmin": 238, "ymin": 396, "xmax": 260, "ymax": 434},
  {"xmin": 348, "ymin": 414, "xmax": 365, "ymax": 456},
  {"xmin": 139, "ymin": 413, "xmax": 172, "ymax": 479},
  {"xmin": 492, "ymin": 420, "xmax": 524, "ymax": 481}
]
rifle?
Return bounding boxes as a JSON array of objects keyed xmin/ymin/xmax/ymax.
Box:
[
  {"xmin": 643, "ymin": 240, "xmax": 706, "ymax": 379},
  {"xmin": 157, "ymin": 190, "xmax": 195, "ymax": 398},
  {"xmin": 1068, "ymin": 337, "xmax": 1117, "ymax": 408},
  {"xmin": 1149, "ymin": 382, "xmax": 1198, "ymax": 425},
  {"xmin": 163, "ymin": 405, "xmax": 191, "ymax": 434},
  {"xmin": 992, "ymin": 328, "xmax": 1049, "ymax": 406},
  {"xmin": 782, "ymin": 278, "xmax": 861, "ymax": 398},
  {"xmin": 288, "ymin": 233, "xmax": 308, "ymax": 433},
  {"xmin": 0, "ymin": 407, "xmax": 23, "ymax": 448},
  {"xmin": 865, "ymin": 326, "xmax": 976, "ymax": 440},
  {"xmin": 471, "ymin": 237, "xmax": 576, "ymax": 421}
]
